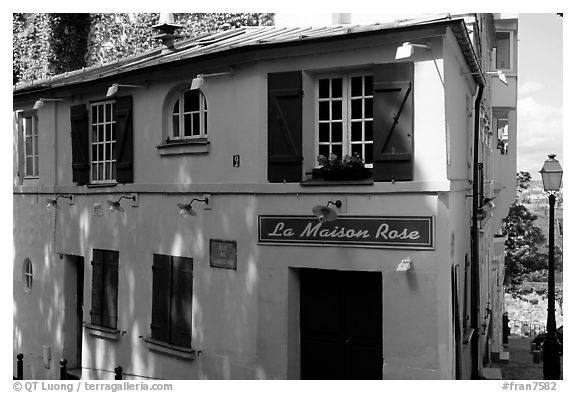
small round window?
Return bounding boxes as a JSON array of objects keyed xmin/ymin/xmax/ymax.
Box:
[{"xmin": 22, "ymin": 258, "xmax": 33, "ymax": 292}]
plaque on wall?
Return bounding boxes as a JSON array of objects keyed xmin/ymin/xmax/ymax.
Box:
[{"xmin": 210, "ymin": 239, "xmax": 238, "ymax": 270}]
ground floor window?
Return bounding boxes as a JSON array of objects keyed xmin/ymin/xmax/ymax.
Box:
[{"xmin": 90, "ymin": 249, "xmax": 119, "ymax": 329}]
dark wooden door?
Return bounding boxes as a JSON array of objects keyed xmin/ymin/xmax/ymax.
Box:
[{"xmin": 300, "ymin": 269, "xmax": 383, "ymax": 379}]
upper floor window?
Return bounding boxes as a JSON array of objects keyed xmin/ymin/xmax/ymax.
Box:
[
  {"xmin": 316, "ymin": 74, "xmax": 373, "ymax": 167},
  {"xmin": 18, "ymin": 111, "xmax": 39, "ymax": 178},
  {"xmin": 171, "ymin": 90, "xmax": 208, "ymax": 140},
  {"xmin": 90, "ymin": 101, "xmax": 116, "ymax": 183},
  {"xmin": 495, "ymin": 31, "xmax": 513, "ymax": 71}
]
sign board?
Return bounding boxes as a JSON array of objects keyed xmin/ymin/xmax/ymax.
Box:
[
  {"xmin": 258, "ymin": 215, "xmax": 434, "ymax": 250},
  {"xmin": 210, "ymin": 239, "xmax": 238, "ymax": 270}
]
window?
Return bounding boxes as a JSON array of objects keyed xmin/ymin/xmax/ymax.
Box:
[
  {"xmin": 495, "ymin": 31, "xmax": 513, "ymax": 70},
  {"xmin": 90, "ymin": 249, "xmax": 119, "ymax": 329},
  {"xmin": 316, "ymin": 74, "xmax": 373, "ymax": 166},
  {"xmin": 170, "ymin": 90, "xmax": 208, "ymax": 140},
  {"xmin": 493, "ymin": 111, "xmax": 509, "ymax": 154},
  {"xmin": 18, "ymin": 111, "xmax": 39, "ymax": 178},
  {"xmin": 151, "ymin": 254, "xmax": 193, "ymax": 348},
  {"xmin": 90, "ymin": 101, "xmax": 116, "ymax": 183},
  {"xmin": 22, "ymin": 258, "xmax": 33, "ymax": 292}
]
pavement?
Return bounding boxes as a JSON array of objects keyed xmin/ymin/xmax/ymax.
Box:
[{"xmin": 500, "ymin": 335, "xmax": 563, "ymax": 380}]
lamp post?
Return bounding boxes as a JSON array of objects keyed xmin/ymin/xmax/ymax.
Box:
[{"xmin": 539, "ymin": 154, "xmax": 563, "ymax": 380}]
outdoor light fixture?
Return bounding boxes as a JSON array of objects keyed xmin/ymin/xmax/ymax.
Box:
[
  {"xmin": 190, "ymin": 70, "xmax": 234, "ymax": 90},
  {"xmin": 106, "ymin": 83, "xmax": 145, "ymax": 98},
  {"xmin": 33, "ymin": 98, "xmax": 67, "ymax": 110},
  {"xmin": 395, "ymin": 41, "xmax": 431, "ymax": 60},
  {"xmin": 539, "ymin": 154, "xmax": 563, "ymax": 380},
  {"xmin": 46, "ymin": 194, "xmax": 73, "ymax": 209},
  {"xmin": 106, "ymin": 194, "xmax": 137, "ymax": 212},
  {"xmin": 177, "ymin": 197, "xmax": 210, "ymax": 217},
  {"xmin": 465, "ymin": 70, "xmax": 508, "ymax": 85},
  {"xmin": 312, "ymin": 200, "xmax": 342, "ymax": 223}
]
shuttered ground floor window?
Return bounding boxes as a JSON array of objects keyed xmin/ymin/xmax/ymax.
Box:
[
  {"xmin": 151, "ymin": 254, "xmax": 193, "ymax": 348},
  {"xmin": 90, "ymin": 249, "xmax": 119, "ymax": 329}
]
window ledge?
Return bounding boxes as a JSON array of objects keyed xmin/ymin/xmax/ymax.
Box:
[
  {"xmin": 143, "ymin": 337, "xmax": 196, "ymax": 360},
  {"xmin": 157, "ymin": 139, "xmax": 210, "ymax": 156},
  {"xmin": 84, "ymin": 324, "xmax": 120, "ymax": 340},
  {"xmin": 300, "ymin": 178, "xmax": 374, "ymax": 186},
  {"xmin": 87, "ymin": 182, "xmax": 117, "ymax": 188}
]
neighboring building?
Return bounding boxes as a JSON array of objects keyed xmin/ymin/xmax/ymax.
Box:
[{"xmin": 13, "ymin": 13, "xmax": 518, "ymax": 380}]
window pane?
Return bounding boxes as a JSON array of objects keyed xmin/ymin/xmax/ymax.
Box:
[
  {"xmin": 351, "ymin": 99, "xmax": 362, "ymax": 119},
  {"xmin": 365, "ymin": 76, "xmax": 373, "ymax": 96},
  {"xmin": 184, "ymin": 114, "xmax": 192, "ymax": 137},
  {"xmin": 319, "ymin": 123, "xmax": 330, "ymax": 142},
  {"xmin": 319, "ymin": 145, "xmax": 330, "ymax": 157},
  {"xmin": 332, "ymin": 144, "xmax": 342, "ymax": 158},
  {"xmin": 106, "ymin": 103, "xmax": 112, "ymax": 122},
  {"xmin": 319, "ymin": 79, "xmax": 330, "ymax": 98},
  {"xmin": 34, "ymin": 157, "xmax": 39, "ymax": 175},
  {"xmin": 331, "ymin": 122, "xmax": 342, "ymax": 142},
  {"xmin": 192, "ymin": 113, "xmax": 200, "ymax": 136},
  {"xmin": 204, "ymin": 112, "xmax": 208, "ymax": 135},
  {"xmin": 365, "ymin": 143, "xmax": 373, "ymax": 164},
  {"xmin": 26, "ymin": 157, "xmax": 33, "ymax": 175},
  {"xmin": 105, "ymin": 143, "xmax": 112, "ymax": 160},
  {"xmin": 25, "ymin": 136, "xmax": 32, "ymax": 155},
  {"xmin": 98, "ymin": 144, "xmax": 104, "ymax": 161},
  {"xmin": 365, "ymin": 121, "xmax": 373, "ymax": 141},
  {"xmin": 351, "ymin": 122, "xmax": 362, "ymax": 141},
  {"xmin": 106, "ymin": 124, "xmax": 112, "ymax": 141},
  {"xmin": 331, "ymin": 101, "xmax": 342, "ymax": 120},
  {"xmin": 319, "ymin": 101, "xmax": 330, "ymax": 120},
  {"xmin": 351, "ymin": 76, "xmax": 363, "ymax": 97},
  {"xmin": 112, "ymin": 163, "xmax": 116, "ymax": 179},
  {"xmin": 24, "ymin": 118, "xmax": 32, "ymax": 136},
  {"xmin": 496, "ymin": 32, "xmax": 511, "ymax": 69},
  {"xmin": 111, "ymin": 143, "xmax": 116, "ymax": 159},
  {"xmin": 91, "ymin": 164, "xmax": 97, "ymax": 178},
  {"xmin": 351, "ymin": 144, "xmax": 362, "ymax": 157},
  {"xmin": 111, "ymin": 124, "xmax": 116, "ymax": 141},
  {"xmin": 184, "ymin": 91, "xmax": 199, "ymax": 112},
  {"xmin": 172, "ymin": 115, "xmax": 180, "ymax": 137},
  {"xmin": 92, "ymin": 126, "xmax": 98, "ymax": 141},
  {"xmin": 92, "ymin": 105, "xmax": 98, "ymax": 123},
  {"xmin": 98, "ymin": 105, "xmax": 104, "ymax": 124},
  {"xmin": 106, "ymin": 162, "xmax": 111, "ymax": 180},
  {"xmin": 98, "ymin": 163, "xmax": 103, "ymax": 180},
  {"xmin": 92, "ymin": 144, "xmax": 98, "ymax": 161},
  {"xmin": 98, "ymin": 125, "xmax": 104, "ymax": 142},
  {"xmin": 365, "ymin": 98, "xmax": 373, "ymax": 118},
  {"xmin": 173, "ymin": 100, "xmax": 180, "ymax": 114},
  {"xmin": 331, "ymin": 78, "xmax": 342, "ymax": 98}
]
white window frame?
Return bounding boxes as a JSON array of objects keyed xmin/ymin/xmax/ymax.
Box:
[
  {"xmin": 22, "ymin": 113, "xmax": 39, "ymax": 178},
  {"xmin": 495, "ymin": 30, "xmax": 514, "ymax": 71},
  {"xmin": 315, "ymin": 72, "xmax": 374, "ymax": 168},
  {"xmin": 170, "ymin": 90, "xmax": 208, "ymax": 140},
  {"xmin": 89, "ymin": 100, "xmax": 116, "ymax": 184}
]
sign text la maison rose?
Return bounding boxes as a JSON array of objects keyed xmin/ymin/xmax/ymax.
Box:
[{"xmin": 258, "ymin": 216, "xmax": 434, "ymax": 249}]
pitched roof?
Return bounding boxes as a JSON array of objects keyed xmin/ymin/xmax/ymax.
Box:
[{"xmin": 13, "ymin": 16, "xmax": 484, "ymax": 95}]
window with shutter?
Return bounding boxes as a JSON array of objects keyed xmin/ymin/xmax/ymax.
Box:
[
  {"xmin": 372, "ymin": 62, "xmax": 414, "ymax": 181},
  {"xmin": 267, "ymin": 71, "xmax": 303, "ymax": 183},
  {"xmin": 90, "ymin": 249, "xmax": 119, "ymax": 329},
  {"xmin": 18, "ymin": 110, "xmax": 39, "ymax": 178},
  {"xmin": 151, "ymin": 254, "xmax": 193, "ymax": 348}
]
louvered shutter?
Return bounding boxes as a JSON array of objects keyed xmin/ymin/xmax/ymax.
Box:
[
  {"xmin": 90, "ymin": 250, "xmax": 103, "ymax": 325},
  {"xmin": 267, "ymin": 71, "xmax": 303, "ymax": 183},
  {"xmin": 70, "ymin": 104, "xmax": 90, "ymax": 185},
  {"xmin": 16, "ymin": 112, "xmax": 27, "ymax": 183},
  {"xmin": 114, "ymin": 96, "xmax": 133, "ymax": 183},
  {"xmin": 372, "ymin": 62, "xmax": 414, "ymax": 181},
  {"xmin": 101, "ymin": 251, "xmax": 119, "ymax": 329},
  {"xmin": 151, "ymin": 254, "xmax": 171, "ymax": 343},
  {"xmin": 170, "ymin": 257, "xmax": 193, "ymax": 348}
]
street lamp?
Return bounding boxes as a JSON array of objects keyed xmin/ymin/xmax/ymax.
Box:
[{"xmin": 539, "ymin": 154, "xmax": 563, "ymax": 380}]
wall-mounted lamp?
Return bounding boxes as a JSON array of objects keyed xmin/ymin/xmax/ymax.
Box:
[
  {"xmin": 464, "ymin": 70, "xmax": 508, "ymax": 85},
  {"xmin": 177, "ymin": 197, "xmax": 210, "ymax": 217},
  {"xmin": 33, "ymin": 98, "xmax": 67, "ymax": 110},
  {"xmin": 107, "ymin": 194, "xmax": 137, "ymax": 212},
  {"xmin": 46, "ymin": 194, "xmax": 73, "ymax": 209},
  {"xmin": 190, "ymin": 70, "xmax": 234, "ymax": 90},
  {"xmin": 396, "ymin": 257, "xmax": 413, "ymax": 272},
  {"xmin": 106, "ymin": 83, "xmax": 145, "ymax": 98},
  {"xmin": 312, "ymin": 200, "xmax": 342, "ymax": 223},
  {"xmin": 395, "ymin": 41, "xmax": 431, "ymax": 60}
]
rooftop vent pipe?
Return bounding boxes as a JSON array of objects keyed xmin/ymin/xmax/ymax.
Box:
[{"xmin": 153, "ymin": 13, "xmax": 182, "ymax": 53}]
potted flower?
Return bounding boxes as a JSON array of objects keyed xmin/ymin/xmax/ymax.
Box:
[{"xmin": 317, "ymin": 153, "xmax": 370, "ymax": 180}]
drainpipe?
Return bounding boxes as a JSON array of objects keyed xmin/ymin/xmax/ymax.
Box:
[{"xmin": 471, "ymin": 84, "xmax": 484, "ymax": 380}]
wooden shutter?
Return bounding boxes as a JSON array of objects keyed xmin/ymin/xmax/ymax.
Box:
[
  {"xmin": 170, "ymin": 257, "xmax": 193, "ymax": 348},
  {"xmin": 114, "ymin": 96, "xmax": 133, "ymax": 183},
  {"xmin": 90, "ymin": 250, "xmax": 103, "ymax": 325},
  {"xmin": 372, "ymin": 62, "xmax": 414, "ymax": 181},
  {"xmin": 101, "ymin": 251, "xmax": 119, "ymax": 329},
  {"xmin": 151, "ymin": 254, "xmax": 171, "ymax": 343},
  {"xmin": 267, "ymin": 71, "xmax": 303, "ymax": 183},
  {"xmin": 70, "ymin": 104, "xmax": 90, "ymax": 185},
  {"xmin": 16, "ymin": 112, "xmax": 27, "ymax": 183}
]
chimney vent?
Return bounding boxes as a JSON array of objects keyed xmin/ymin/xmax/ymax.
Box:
[{"xmin": 153, "ymin": 13, "xmax": 183, "ymax": 53}]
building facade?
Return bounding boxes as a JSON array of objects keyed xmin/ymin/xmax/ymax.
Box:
[{"xmin": 13, "ymin": 13, "xmax": 518, "ymax": 380}]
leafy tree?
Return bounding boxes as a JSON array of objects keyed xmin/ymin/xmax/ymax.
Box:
[{"xmin": 48, "ymin": 14, "xmax": 91, "ymax": 75}]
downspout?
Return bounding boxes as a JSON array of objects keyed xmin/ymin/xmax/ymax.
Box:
[{"xmin": 471, "ymin": 84, "xmax": 483, "ymax": 380}]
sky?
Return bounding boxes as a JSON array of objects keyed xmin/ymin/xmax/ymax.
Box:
[{"xmin": 516, "ymin": 13, "xmax": 564, "ymax": 180}]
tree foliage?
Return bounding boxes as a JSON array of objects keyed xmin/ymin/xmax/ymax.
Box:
[{"xmin": 13, "ymin": 13, "xmax": 275, "ymax": 85}]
